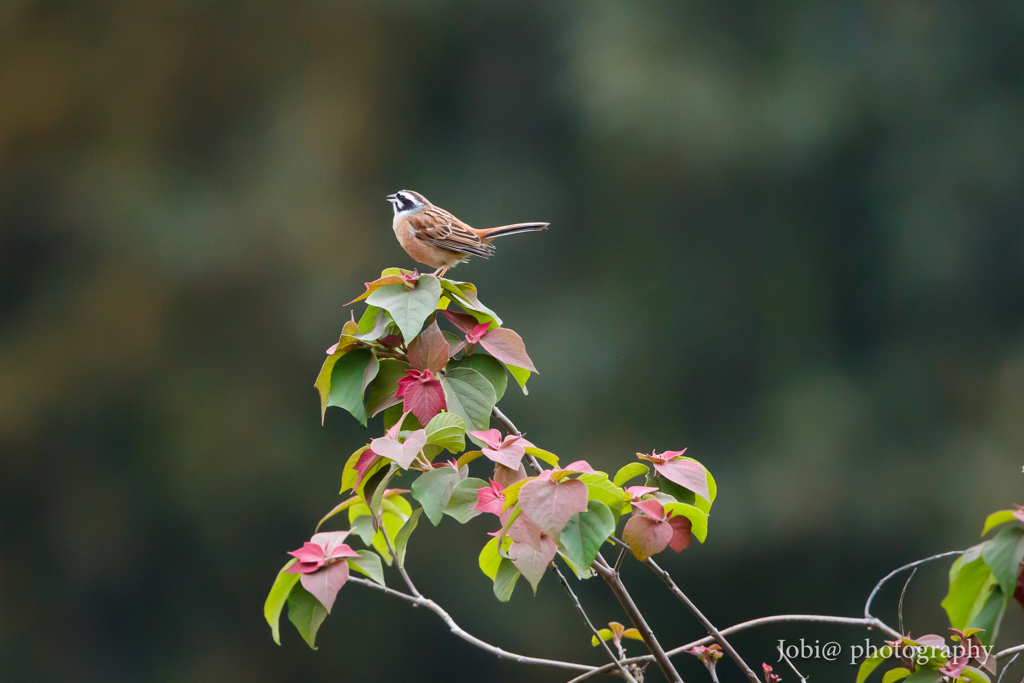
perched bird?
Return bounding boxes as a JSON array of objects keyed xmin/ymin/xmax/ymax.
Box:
[{"xmin": 386, "ymin": 190, "xmax": 549, "ymax": 277}]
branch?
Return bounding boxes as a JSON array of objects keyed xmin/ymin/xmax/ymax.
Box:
[
  {"xmin": 777, "ymin": 644, "xmax": 808, "ymax": 682},
  {"xmin": 551, "ymin": 560, "xmax": 639, "ymax": 683},
  {"xmin": 996, "ymin": 652, "xmax": 1020, "ymax": 683},
  {"xmin": 644, "ymin": 556, "xmax": 760, "ymax": 683},
  {"xmin": 997, "ymin": 644, "xmax": 1024, "ymax": 661},
  {"xmin": 348, "ymin": 577, "xmax": 596, "ymax": 674},
  {"xmin": 864, "ymin": 550, "xmax": 964, "ymax": 620},
  {"xmin": 567, "ymin": 614, "xmax": 897, "ymax": 683},
  {"xmin": 592, "ymin": 555, "xmax": 684, "ymax": 682}
]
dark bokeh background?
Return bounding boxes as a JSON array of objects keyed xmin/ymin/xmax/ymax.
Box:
[{"xmin": 2, "ymin": 2, "xmax": 1023, "ymax": 681}]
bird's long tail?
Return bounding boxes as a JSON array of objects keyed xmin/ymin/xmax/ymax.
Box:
[{"xmin": 478, "ymin": 222, "xmax": 550, "ymax": 240}]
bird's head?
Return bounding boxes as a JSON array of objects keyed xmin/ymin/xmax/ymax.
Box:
[{"xmin": 386, "ymin": 190, "xmax": 428, "ymax": 218}]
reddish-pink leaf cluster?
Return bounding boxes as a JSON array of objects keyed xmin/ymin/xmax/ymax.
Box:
[
  {"xmin": 622, "ymin": 499, "xmax": 691, "ymax": 561},
  {"xmin": 687, "ymin": 643, "xmax": 722, "ymax": 670},
  {"xmin": 469, "ymin": 429, "xmax": 535, "ymax": 469},
  {"xmin": 396, "ymin": 369, "xmax": 446, "ymax": 425},
  {"xmin": 762, "ymin": 663, "xmax": 782, "ymax": 683},
  {"xmin": 370, "ymin": 413, "xmax": 427, "ymax": 469},
  {"xmin": 286, "ymin": 531, "xmax": 361, "ymax": 612},
  {"xmin": 473, "ymin": 479, "xmax": 506, "ymax": 517},
  {"xmin": 443, "ymin": 311, "xmax": 537, "ymax": 372},
  {"xmin": 636, "ymin": 449, "xmax": 710, "ymax": 502}
]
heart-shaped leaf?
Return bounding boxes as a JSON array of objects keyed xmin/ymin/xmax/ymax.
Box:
[
  {"xmin": 448, "ymin": 354, "xmax": 508, "ymax": 401},
  {"xmin": 559, "ymin": 501, "xmax": 616, "ymax": 571},
  {"xmin": 654, "ymin": 458, "xmax": 711, "ymax": 502},
  {"xmin": 370, "ymin": 430, "xmax": 427, "ymax": 469},
  {"xmin": 518, "ymin": 477, "xmax": 589, "ymax": 538},
  {"xmin": 510, "ymin": 534, "xmax": 557, "ymax": 593},
  {"xmin": 287, "ymin": 586, "xmax": 328, "ymax": 649},
  {"xmin": 424, "ymin": 412, "xmax": 467, "ymax": 453},
  {"xmin": 407, "ymin": 321, "xmax": 449, "ymax": 372},
  {"xmin": 479, "ymin": 327, "xmax": 537, "ymax": 373},
  {"xmin": 411, "ymin": 466, "xmax": 463, "ymax": 526},
  {"xmin": 300, "ymin": 560, "xmax": 350, "ymax": 612},
  {"xmin": 347, "ymin": 549, "xmax": 386, "ymax": 586},
  {"xmin": 365, "ymin": 359, "xmax": 410, "ymax": 417},
  {"xmin": 444, "ymin": 477, "xmax": 486, "ymax": 523},
  {"xmin": 622, "ymin": 515, "xmax": 673, "ymax": 561},
  {"xmin": 441, "ymin": 367, "xmax": 496, "ymax": 431},
  {"xmin": 367, "ymin": 275, "xmax": 442, "ymax": 342},
  {"xmin": 316, "ymin": 348, "xmax": 379, "ymax": 425}
]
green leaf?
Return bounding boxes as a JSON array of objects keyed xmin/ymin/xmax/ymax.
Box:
[
  {"xmin": 320, "ymin": 348, "xmax": 379, "ymax": 426},
  {"xmin": 348, "ymin": 549, "xmax": 386, "ymax": 586},
  {"xmin": 663, "ymin": 503, "xmax": 709, "ymax": 543},
  {"xmin": 982, "ymin": 526, "xmax": 1024, "ymax": 598},
  {"xmin": 524, "ymin": 446, "xmax": 559, "ymax": 467},
  {"xmin": 902, "ymin": 670, "xmax": 941, "ymax": 683},
  {"xmin": 479, "ymin": 536, "xmax": 503, "ymax": 580},
  {"xmin": 383, "ymin": 405, "xmax": 421, "ymax": 431},
  {"xmin": 591, "ymin": 629, "xmax": 614, "ymax": 646},
  {"xmin": 982, "ymin": 509, "xmax": 1019, "ymax": 536},
  {"xmin": 287, "ymin": 585, "xmax": 328, "ymax": 649},
  {"xmin": 578, "ymin": 472, "xmax": 629, "ymax": 519},
  {"xmin": 265, "ymin": 560, "xmax": 301, "ymax": 645},
  {"xmin": 349, "ymin": 514, "xmax": 375, "ymax": 546},
  {"xmin": 394, "ymin": 507, "xmax": 424, "ymax": 568},
  {"xmin": 440, "ymin": 279, "xmax": 502, "ymax": 327},
  {"xmin": 353, "ymin": 306, "xmax": 392, "ymax": 342},
  {"xmin": 441, "ymin": 367, "xmax": 496, "ymax": 431},
  {"xmin": 368, "ymin": 463, "xmax": 399, "ymax": 517},
  {"xmin": 613, "ymin": 463, "xmax": 649, "ymax": 487},
  {"xmin": 411, "ymin": 467, "xmax": 462, "ymax": 526},
  {"xmin": 942, "ymin": 547, "xmax": 996, "ymax": 631},
  {"xmin": 424, "ymin": 412, "xmax": 467, "ymax": 453},
  {"xmin": 856, "ymin": 649, "xmax": 890, "ymax": 683},
  {"xmin": 315, "ymin": 495, "xmax": 360, "ymax": 531},
  {"xmin": 449, "ymin": 354, "xmax": 508, "ymax": 401},
  {"xmin": 969, "ymin": 585, "xmax": 1007, "ymax": 646},
  {"xmin": 559, "ymin": 500, "xmax": 616, "ymax": 571},
  {"xmin": 445, "ymin": 477, "xmax": 486, "ymax": 523},
  {"xmin": 341, "ymin": 445, "xmax": 372, "ymax": 494},
  {"xmin": 366, "ymin": 359, "xmax": 411, "ymax": 418},
  {"xmin": 959, "ymin": 666, "xmax": 993, "ymax": 683},
  {"xmin": 492, "ymin": 557, "xmax": 521, "ymax": 602},
  {"xmin": 367, "ymin": 275, "xmax": 442, "ymax": 342},
  {"xmin": 881, "ymin": 668, "xmax": 911, "ymax": 683},
  {"xmin": 369, "ymin": 509, "xmax": 406, "ymax": 566},
  {"xmin": 506, "ymin": 364, "xmax": 531, "ymax": 395}
]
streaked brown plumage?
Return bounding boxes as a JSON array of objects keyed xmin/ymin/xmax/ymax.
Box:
[{"xmin": 386, "ymin": 190, "xmax": 548, "ymax": 277}]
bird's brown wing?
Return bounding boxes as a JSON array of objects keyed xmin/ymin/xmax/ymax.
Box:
[{"xmin": 406, "ymin": 208, "xmax": 496, "ymax": 258}]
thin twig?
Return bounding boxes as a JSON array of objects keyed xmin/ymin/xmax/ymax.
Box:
[
  {"xmin": 864, "ymin": 550, "xmax": 963, "ymax": 619},
  {"xmin": 997, "ymin": 644, "xmax": 1024, "ymax": 661},
  {"xmin": 348, "ymin": 577, "xmax": 596, "ymax": 674},
  {"xmin": 381, "ymin": 523, "xmax": 421, "ymax": 598},
  {"xmin": 897, "ymin": 567, "xmax": 916, "ymax": 635},
  {"xmin": 552, "ymin": 560, "xmax": 638, "ymax": 683},
  {"xmin": 613, "ymin": 546, "xmax": 626, "ymax": 574},
  {"xmin": 996, "ymin": 652, "xmax": 1020, "ymax": 683},
  {"xmin": 645, "ymin": 557, "xmax": 761, "ymax": 683},
  {"xmin": 777, "ymin": 643, "xmax": 809, "ymax": 682}
]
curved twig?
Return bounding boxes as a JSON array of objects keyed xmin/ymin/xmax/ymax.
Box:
[
  {"xmin": 348, "ymin": 577, "xmax": 596, "ymax": 674},
  {"xmin": 864, "ymin": 550, "xmax": 964, "ymax": 619},
  {"xmin": 997, "ymin": 644, "xmax": 1024, "ymax": 661},
  {"xmin": 996, "ymin": 652, "xmax": 1020, "ymax": 682}
]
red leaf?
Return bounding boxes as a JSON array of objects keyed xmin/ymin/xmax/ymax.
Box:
[
  {"xmin": 622, "ymin": 515, "xmax": 673, "ymax": 561},
  {"xmin": 473, "ymin": 480, "xmax": 505, "ymax": 516},
  {"xmin": 300, "ymin": 560, "xmax": 350, "ymax": 612},
  {"xmin": 1015, "ymin": 564, "xmax": 1024, "ymax": 612},
  {"xmin": 398, "ymin": 371, "xmax": 446, "ymax": 425},
  {"xmin": 654, "ymin": 458, "xmax": 710, "ymax": 502},
  {"xmin": 353, "ymin": 449, "xmax": 382, "ymax": 486},
  {"xmin": 510, "ymin": 534, "xmax": 558, "ymax": 593},
  {"xmin": 479, "ymin": 328, "xmax": 537, "ymax": 373},
  {"xmin": 468, "ymin": 429, "xmax": 503, "ymax": 450},
  {"xmin": 407, "ymin": 321, "xmax": 449, "ymax": 373},
  {"xmin": 668, "ymin": 515, "xmax": 692, "ymax": 552},
  {"xmin": 518, "ymin": 478, "xmax": 589, "ymax": 537},
  {"xmin": 442, "ymin": 310, "xmax": 481, "ymax": 336}
]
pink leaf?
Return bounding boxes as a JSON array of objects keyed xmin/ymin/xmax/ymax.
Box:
[
  {"xmin": 625, "ymin": 485, "xmax": 659, "ymax": 500},
  {"xmin": 667, "ymin": 516, "xmax": 692, "ymax": 552},
  {"xmin": 632, "ymin": 498, "xmax": 666, "ymax": 520},
  {"xmin": 370, "ymin": 429, "xmax": 427, "ymax": 469},
  {"xmin": 465, "ymin": 322, "xmax": 490, "ymax": 344},
  {"xmin": 509, "ymin": 534, "xmax": 558, "ymax": 593},
  {"xmin": 508, "ymin": 511, "xmax": 546, "ymax": 551},
  {"xmin": 654, "ymin": 458, "xmax": 710, "ymax": 502},
  {"xmin": 518, "ymin": 478, "xmax": 589, "ymax": 537},
  {"xmin": 442, "ymin": 310, "xmax": 481, "ymax": 336},
  {"xmin": 479, "ymin": 328, "xmax": 537, "ymax": 373},
  {"xmin": 300, "ymin": 560, "xmax": 350, "ymax": 612},
  {"xmin": 353, "ymin": 449, "xmax": 382, "ymax": 486},
  {"xmin": 473, "ymin": 480, "xmax": 505, "ymax": 516},
  {"xmin": 622, "ymin": 515, "xmax": 673, "ymax": 561},
  {"xmin": 407, "ymin": 322, "xmax": 449, "ymax": 373},
  {"xmin": 399, "ymin": 371, "xmax": 446, "ymax": 425},
  {"xmin": 468, "ymin": 429, "xmax": 504, "ymax": 450},
  {"xmin": 287, "ymin": 542, "xmax": 328, "ymax": 567},
  {"xmin": 559, "ymin": 460, "xmax": 596, "ymax": 475},
  {"xmin": 310, "ymin": 531, "xmax": 353, "ymax": 555}
]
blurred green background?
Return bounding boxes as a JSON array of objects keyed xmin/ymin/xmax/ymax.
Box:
[{"xmin": 2, "ymin": 2, "xmax": 1023, "ymax": 681}]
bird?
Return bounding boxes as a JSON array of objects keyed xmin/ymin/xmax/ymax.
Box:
[{"xmin": 386, "ymin": 190, "xmax": 549, "ymax": 277}]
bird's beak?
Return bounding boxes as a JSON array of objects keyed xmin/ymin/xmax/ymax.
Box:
[{"xmin": 385, "ymin": 194, "xmax": 397, "ymax": 202}]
